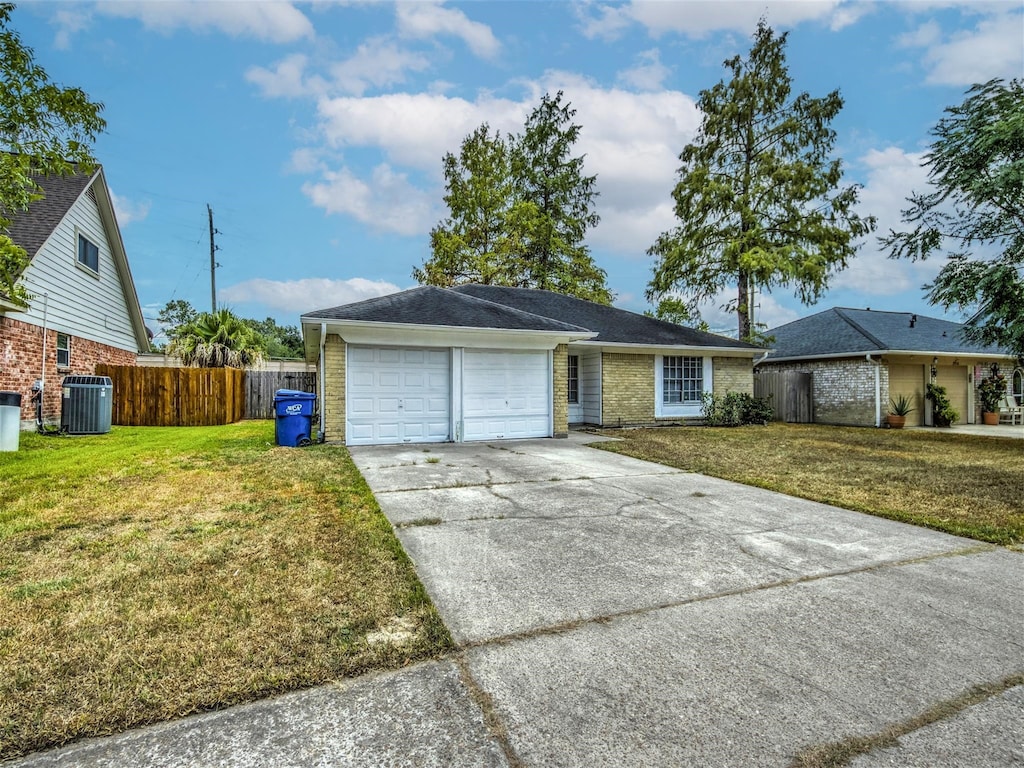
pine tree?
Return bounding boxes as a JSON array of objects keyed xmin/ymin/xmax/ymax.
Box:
[{"xmin": 647, "ymin": 21, "xmax": 874, "ymax": 340}]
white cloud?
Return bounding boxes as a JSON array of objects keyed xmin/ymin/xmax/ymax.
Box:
[
  {"xmin": 579, "ymin": 0, "xmax": 856, "ymax": 39},
  {"xmin": 832, "ymin": 146, "xmax": 942, "ymax": 296},
  {"xmin": 306, "ymin": 76, "xmax": 699, "ymax": 251},
  {"xmin": 52, "ymin": 8, "xmax": 91, "ymax": 50},
  {"xmin": 246, "ymin": 54, "xmax": 327, "ymax": 99},
  {"xmin": 220, "ymin": 277, "xmax": 402, "ymax": 315},
  {"xmin": 328, "ymin": 37, "xmax": 432, "ymax": 96},
  {"xmin": 395, "ymin": 1, "xmax": 501, "ymax": 58},
  {"xmin": 110, "ymin": 191, "xmax": 151, "ymax": 225},
  {"xmin": 301, "ymin": 163, "xmax": 436, "ymax": 236},
  {"xmin": 97, "ymin": 1, "xmax": 314, "ymax": 43},
  {"xmin": 617, "ymin": 48, "xmax": 671, "ymax": 91},
  {"xmin": 906, "ymin": 11, "xmax": 1024, "ymax": 85}
]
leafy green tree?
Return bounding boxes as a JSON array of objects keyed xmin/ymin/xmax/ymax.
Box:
[
  {"xmin": 647, "ymin": 21, "xmax": 874, "ymax": 341},
  {"xmin": 416, "ymin": 92, "xmax": 611, "ymax": 304},
  {"xmin": 882, "ymin": 78, "xmax": 1024, "ymax": 358},
  {"xmin": 157, "ymin": 299, "xmax": 198, "ymax": 339},
  {"xmin": 168, "ymin": 309, "xmax": 265, "ymax": 369},
  {"xmin": 644, "ymin": 296, "xmax": 710, "ymax": 331},
  {"xmin": 0, "ymin": 3, "xmax": 106, "ymax": 307},
  {"xmin": 243, "ymin": 316, "xmax": 304, "ymax": 359},
  {"xmin": 512, "ymin": 91, "xmax": 610, "ymax": 304},
  {"xmin": 413, "ymin": 124, "xmax": 523, "ymax": 287}
]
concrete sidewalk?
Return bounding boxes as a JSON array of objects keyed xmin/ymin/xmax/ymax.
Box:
[{"xmin": 10, "ymin": 435, "xmax": 1023, "ymax": 767}]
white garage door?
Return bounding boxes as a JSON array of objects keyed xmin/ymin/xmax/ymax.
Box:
[
  {"xmin": 463, "ymin": 350, "xmax": 550, "ymax": 441},
  {"xmin": 347, "ymin": 346, "xmax": 450, "ymax": 445}
]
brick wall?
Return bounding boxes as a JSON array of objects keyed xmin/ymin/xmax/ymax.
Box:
[
  {"xmin": 712, "ymin": 356, "xmax": 754, "ymax": 396},
  {"xmin": 601, "ymin": 352, "xmax": 655, "ymax": 425},
  {"xmin": 552, "ymin": 343, "xmax": 568, "ymax": 437},
  {"xmin": 762, "ymin": 358, "xmax": 883, "ymax": 426},
  {"xmin": 1, "ymin": 316, "xmax": 136, "ymax": 427},
  {"xmin": 322, "ymin": 335, "xmax": 345, "ymax": 443}
]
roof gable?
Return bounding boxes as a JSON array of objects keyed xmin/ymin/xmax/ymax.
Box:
[
  {"xmin": 5, "ymin": 169, "xmax": 95, "ymax": 260},
  {"xmin": 766, "ymin": 307, "xmax": 1010, "ymax": 359},
  {"xmin": 303, "ymin": 285, "xmax": 591, "ymax": 333},
  {"xmin": 452, "ymin": 284, "xmax": 760, "ymax": 350}
]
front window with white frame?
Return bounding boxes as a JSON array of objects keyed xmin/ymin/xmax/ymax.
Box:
[
  {"xmin": 567, "ymin": 355, "xmax": 579, "ymax": 404},
  {"xmin": 56, "ymin": 332, "xmax": 70, "ymax": 368},
  {"xmin": 655, "ymin": 355, "xmax": 711, "ymax": 417}
]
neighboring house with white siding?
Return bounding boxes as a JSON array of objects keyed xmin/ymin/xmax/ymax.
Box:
[{"xmin": 0, "ymin": 164, "xmax": 150, "ymax": 428}]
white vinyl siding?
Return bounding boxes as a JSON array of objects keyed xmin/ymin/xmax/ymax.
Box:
[
  {"xmin": 581, "ymin": 349, "xmax": 601, "ymax": 424},
  {"xmin": 15, "ymin": 185, "xmax": 139, "ymax": 353},
  {"xmin": 655, "ymin": 355, "xmax": 712, "ymax": 418}
]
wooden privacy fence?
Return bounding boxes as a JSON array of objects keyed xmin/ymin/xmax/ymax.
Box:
[
  {"xmin": 96, "ymin": 364, "xmax": 245, "ymax": 426},
  {"xmin": 754, "ymin": 369, "xmax": 813, "ymax": 423},
  {"xmin": 245, "ymin": 370, "xmax": 317, "ymax": 420}
]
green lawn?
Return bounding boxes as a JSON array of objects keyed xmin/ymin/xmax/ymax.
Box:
[
  {"xmin": 596, "ymin": 424, "xmax": 1024, "ymax": 546},
  {"xmin": 0, "ymin": 422, "xmax": 451, "ymax": 759}
]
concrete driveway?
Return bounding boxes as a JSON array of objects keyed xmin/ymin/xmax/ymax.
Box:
[
  {"xmin": 352, "ymin": 434, "xmax": 1023, "ymax": 766},
  {"xmin": 12, "ymin": 434, "xmax": 1022, "ymax": 767}
]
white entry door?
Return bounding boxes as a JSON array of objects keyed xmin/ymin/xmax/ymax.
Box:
[
  {"xmin": 463, "ymin": 350, "xmax": 550, "ymax": 440},
  {"xmin": 347, "ymin": 346, "xmax": 450, "ymax": 445}
]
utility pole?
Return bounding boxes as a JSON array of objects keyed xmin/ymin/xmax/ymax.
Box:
[{"xmin": 207, "ymin": 204, "xmax": 220, "ymax": 312}]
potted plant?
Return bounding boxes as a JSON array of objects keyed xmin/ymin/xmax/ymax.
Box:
[
  {"xmin": 887, "ymin": 394, "xmax": 914, "ymax": 429},
  {"xmin": 926, "ymin": 382, "xmax": 959, "ymax": 427},
  {"xmin": 978, "ymin": 373, "xmax": 1006, "ymax": 425}
]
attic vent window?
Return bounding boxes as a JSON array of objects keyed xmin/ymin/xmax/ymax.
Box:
[{"xmin": 78, "ymin": 234, "xmax": 99, "ymax": 273}]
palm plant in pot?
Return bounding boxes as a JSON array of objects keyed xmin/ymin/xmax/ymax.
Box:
[
  {"xmin": 978, "ymin": 372, "xmax": 1006, "ymax": 425},
  {"xmin": 887, "ymin": 394, "xmax": 914, "ymax": 429}
]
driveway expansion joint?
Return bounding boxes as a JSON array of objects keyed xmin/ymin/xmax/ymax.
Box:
[
  {"xmin": 787, "ymin": 673, "xmax": 1024, "ymax": 768},
  {"xmin": 456, "ymin": 543, "xmax": 1000, "ymax": 651},
  {"xmin": 454, "ymin": 654, "xmax": 525, "ymax": 768}
]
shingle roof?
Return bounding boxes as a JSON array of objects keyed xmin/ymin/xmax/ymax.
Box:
[
  {"xmin": 303, "ymin": 285, "xmax": 592, "ymax": 333},
  {"xmin": 453, "ymin": 284, "xmax": 760, "ymax": 349},
  {"xmin": 766, "ymin": 307, "xmax": 1009, "ymax": 359},
  {"xmin": 4, "ymin": 169, "xmax": 96, "ymax": 259}
]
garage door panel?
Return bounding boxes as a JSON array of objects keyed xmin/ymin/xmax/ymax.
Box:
[
  {"xmin": 463, "ymin": 349, "xmax": 550, "ymax": 441},
  {"xmin": 347, "ymin": 346, "xmax": 450, "ymax": 445},
  {"xmin": 888, "ymin": 364, "xmax": 925, "ymax": 427}
]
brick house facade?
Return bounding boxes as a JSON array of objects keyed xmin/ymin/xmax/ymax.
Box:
[{"xmin": 1, "ymin": 316, "xmax": 137, "ymax": 425}]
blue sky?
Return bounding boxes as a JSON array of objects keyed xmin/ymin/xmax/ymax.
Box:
[{"xmin": 13, "ymin": 1, "xmax": 1024, "ymax": 341}]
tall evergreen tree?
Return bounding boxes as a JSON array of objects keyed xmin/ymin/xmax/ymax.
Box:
[
  {"xmin": 647, "ymin": 21, "xmax": 874, "ymax": 341},
  {"xmin": 882, "ymin": 78, "xmax": 1024, "ymax": 358},
  {"xmin": 413, "ymin": 124, "xmax": 520, "ymax": 287},
  {"xmin": 415, "ymin": 92, "xmax": 611, "ymax": 304},
  {"xmin": 512, "ymin": 91, "xmax": 610, "ymax": 303},
  {"xmin": 0, "ymin": 2, "xmax": 106, "ymax": 307}
]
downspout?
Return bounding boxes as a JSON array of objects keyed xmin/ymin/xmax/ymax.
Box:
[
  {"xmin": 38, "ymin": 293, "xmax": 49, "ymax": 426},
  {"xmin": 753, "ymin": 350, "xmax": 770, "ymax": 367},
  {"xmin": 317, "ymin": 323, "xmax": 327, "ymax": 443},
  {"xmin": 868, "ymin": 353, "xmax": 880, "ymax": 427}
]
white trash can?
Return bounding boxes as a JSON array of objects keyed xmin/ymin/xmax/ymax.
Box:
[{"xmin": 0, "ymin": 391, "xmax": 22, "ymax": 452}]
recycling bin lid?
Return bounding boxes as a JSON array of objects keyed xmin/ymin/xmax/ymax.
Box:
[{"xmin": 274, "ymin": 389, "xmax": 316, "ymax": 399}]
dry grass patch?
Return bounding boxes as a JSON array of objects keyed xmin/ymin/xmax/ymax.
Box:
[
  {"xmin": 0, "ymin": 422, "xmax": 451, "ymax": 759},
  {"xmin": 597, "ymin": 424, "xmax": 1023, "ymax": 545}
]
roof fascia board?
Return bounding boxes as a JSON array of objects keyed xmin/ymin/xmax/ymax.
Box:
[
  {"xmin": 571, "ymin": 340, "xmax": 761, "ymax": 357},
  {"xmin": 302, "ymin": 318, "xmax": 596, "ymax": 349},
  {"xmin": 760, "ymin": 349, "xmax": 1016, "ymax": 365}
]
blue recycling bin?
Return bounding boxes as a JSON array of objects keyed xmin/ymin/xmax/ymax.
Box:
[{"xmin": 273, "ymin": 389, "xmax": 316, "ymax": 447}]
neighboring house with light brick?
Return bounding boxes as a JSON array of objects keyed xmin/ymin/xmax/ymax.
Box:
[
  {"xmin": 757, "ymin": 308, "xmax": 1018, "ymax": 427},
  {"xmin": 1, "ymin": 165, "xmax": 150, "ymax": 428},
  {"xmin": 300, "ymin": 284, "xmax": 761, "ymax": 446}
]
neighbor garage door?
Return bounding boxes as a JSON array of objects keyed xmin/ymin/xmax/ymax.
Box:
[
  {"xmin": 936, "ymin": 365, "xmax": 970, "ymax": 424},
  {"xmin": 463, "ymin": 350, "xmax": 550, "ymax": 440},
  {"xmin": 888, "ymin": 364, "xmax": 926, "ymax": 426},
  {"xmin": 347, "ymin": 346, "xmax": 450, "ymax": 445}
]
